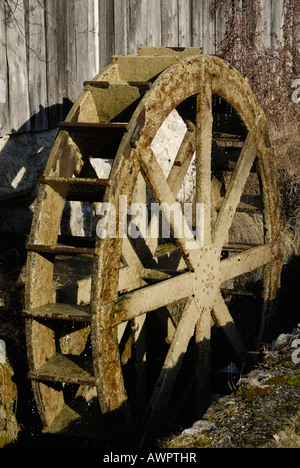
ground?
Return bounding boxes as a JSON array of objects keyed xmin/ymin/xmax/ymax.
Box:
[{"xmin": 163, "ymin": 330, "xmax": 300, "ymax": 449}]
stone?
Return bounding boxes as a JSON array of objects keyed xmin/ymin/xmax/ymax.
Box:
[{"xmin": 182, "ymin": 420, "xmax": 214, "ymax": 437}]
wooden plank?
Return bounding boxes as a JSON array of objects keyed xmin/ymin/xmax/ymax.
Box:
[
  {"xmin": 262, "ymin": 0, "xmax": 272, "ymax": 48},
  {"xmin": 99, "ymin": 0, "xmax": 115, "ymax": 69},
  {"xmin": 215, "ymin": 0, "xmax": 227, "ymax": 53},
  {"xmin": 146, "ymin": 0, "xmax": 162, "ymax": 47},
  {"xmin": 45, "ymin": 0, "xmax": 69, "ymax": 127},
  {"xmin": 191, "ymin": 0, "xmax": 203, "ymax": 47},
  {"xmin": 85, "ymin": 82, "xmax": 142, "ymax": 122},
  {"xmin": 26, "ymin": 243, "xmax": 96, "ymax": 257},
  {"xmin": 84, "ymin": 81, "xmax": 152, "ymax": 92},
  {"xmin": 6, "ymin": 0, "xmax": 30, "ymax": 133},
  {"xmin": 215, "ymin": 195, "xmax": 264, "ymax": 214},
  {"xmin": 59, "ymin": 122, "xmax": 128, "ymax": 130},
  {"xmin": 28, "ymin": 353, "xmax": 98, "ymax": 386},
  {"xmin": 100, "ymin": 271, "xmax": 194, "ymax": 329},
  {"xmin": 0, "ymin": 1, "xmax": 296, "ymax": 137},
  {"xmin": 24, "ymin": 0, "xmax": 48, "ymax": 131},
  {"xmin": 0, "ymin": 3, "xmax": 9, "ymax": 136},
  {"xmin": 196, "ymin": 79, "xmax": 213, "ymax": 245},
  {"xmin": 23, "ymin": 303, "xmax": 91, "ymax": 322},
  {"xmin": 220, "ymin": 241, "xmax": 282, "ymax": 283},
  {"xmin": 128, "ymin": 0, "xmax": 148, "ymax": 54},
  {"xmin": 201, "ymin": 0, "xmax": 216, "ymax": 54},
  {"xmin": 65, "ymin": 0, "xmax": 78, "ymax": 104},
  {"xmin": 222, "ymin": 242, "xmax": 264, "ymax": 252},
  {"xmin": 88, "ymin": 0, "xmax": 100, "ymax": 79},
  {"xmin": 271, "ymin": 0, "xmax": 284, "ymax": 45},
  {"xmin": 178, "ymin": 0, "xmax": 192, "ymax": 47},
  {"xmin": 114, "ymin": 0, "xmax": 128, "ymax": 55},
  {"xmin": 72, "ymin": 0, "xmax": 98, "ymax": 101},
  {"xmin": 59, "ymin": 121, "xmax": 128, "ymax": 156},
  {"xmin": 161, "ymin": 0, "xmax": 179, "ymax": 46},
  {"xmin": 39, "ymin": 176, "xmax": 109, "ymax": 202}
]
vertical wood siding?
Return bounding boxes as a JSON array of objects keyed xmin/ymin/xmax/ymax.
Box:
[{"xmin": 0, "ymin": 0, "xmax": 288, "ymax": 136}]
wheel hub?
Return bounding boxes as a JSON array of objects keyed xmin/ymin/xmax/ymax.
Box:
[{"xmin": 193, "ymin": 245, "xmax": 221, "ymax": 311}]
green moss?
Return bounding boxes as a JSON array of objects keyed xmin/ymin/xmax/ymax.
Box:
[
  {"xmin": 0, "ymin": 364, "xmax": 18, "ymax": 403},
  {"xmin": 270, "ymin": 361, "xmax": 294, "ymax": 371},
  {"xmin": 236, "ymin": 385, "xmax": 274, "ymax": 402},
  {"xmin": 163, "ymin": 434, "xmax": 213, "ymax": 449},
  {"xmin": 265, "ymin": 374, "xmax": 300, "ymax": 388},
  {"xmin": 265, "ymin": 375, "xmax": 286, "ymax": 386},
  {"xmin": 286, "ymin": 375, "xmax": 300, "ymax": 388},
  {"xmin": 0, "ymin": 364, "xmax": 19, "ymax": 447}
]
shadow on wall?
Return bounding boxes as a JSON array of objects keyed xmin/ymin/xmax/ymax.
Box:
[{"xmin": 0, "ymin": 99, "xmax": 73, "ymax": 237}]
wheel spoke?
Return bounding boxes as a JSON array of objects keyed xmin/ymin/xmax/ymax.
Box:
[
  {"xmin": 143, "ymin": 125, "xmax": 196, "ymax": 262},
  {"xmin": 141, "ymin": 297, "xmax": 200, "ymax": 444},
  {"xmin": 167, "ymin": 123, "xmax": 196, "ymax": 196},
  {"xmin": 100, "ymin": 271, "xmax": 195, "ymax": 328},
  {"xmin": 220, "ymin": 241, "xmax": 282, "ymax": 283},
  {"xmin": 211, "ymin": 292, "xmax": 249, "ymax": 366},
  {"xmin": 195, "ymin": 309, "xmax": 211, "ymax": 416},
  {"xmin": 212, "ymin": 132, "xmax": 257, "ymax": 248},
  {"xmin": 137, "ymin": 147, "xmax": 200, "ymax": 266},
  {"xmin": 196, "ymin": 79, "xmax": 213, "ymax": 245}
]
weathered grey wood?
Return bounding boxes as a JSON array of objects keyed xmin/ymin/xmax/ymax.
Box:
[
  {"xmin": 0, "ymin": 2, "xmax": 9, "ymax": 135},
  {"xmin": 271, "ymin": 0, "xmax": 284, "ymax": 45},
  {"xmin": 114, "ymin": 0, "xmax": 128, "ymax": 55},
  {"xmin": 191, "ymin": 0, "xmax": 203, "ymax": 47},
  {"xmin": 178, "ymin": 0, "xmax": 192, "ymax": 47},
  {"xmin": 24, "ymin": 0, "xmax": 48, "ymax": 131},
  {"xmin": 146, "ymin": 0, "xmax": 162, "ymax": 46},
  {"xmin": 99, "ymin": 0, "xmax": 115, "ymax": 69},
  {"xmin": 28, "ymin": 353, "xmax": 98, "ymax": 386},
  {"xmin": 0, "ymin": 0, "xmax": 291, "ymax": 137},
  {"xmin": 128, "ymin": 0, "xmax": 148, "ymax": 54},
  {"xmin": 161, "ymin": 0, "xmax": 179, "ymax": 47},
  {"xmin": 6, "ymin": 0, "xmax": 30, "ymax": 133},
  {"xmin": 201, "ymin": 0, "xmax": 216, "ymax": 54},
  {"xmin": 261, "ymin": 0, "xmax": 273, "ymax": 48},
  {"xmin": 44, "ymin": 0, "xmax": 66, "ymax": 127},
  {"xmin": 23, "ymin": 302, "xmax": 91, "ymax": 322}
]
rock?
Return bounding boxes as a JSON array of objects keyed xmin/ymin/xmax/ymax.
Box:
[
  {"xmin": 0, "ymin": 363, "xmax": 19, "ymax": 447},
  {"xmin": 274, "ymin": 333, "xmax": 293, "ymax": 349},
  {"xmin": 182, "ymin": 420, "xmax": 215, "ymax": 437},
  {"xmin": 237, "ymin": 368, "xmax": 273, "ymax": 388}
]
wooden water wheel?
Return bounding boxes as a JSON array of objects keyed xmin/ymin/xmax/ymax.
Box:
[{"xmin": 24, "ymin": 47, "xmax": 283, "ymax": 446}]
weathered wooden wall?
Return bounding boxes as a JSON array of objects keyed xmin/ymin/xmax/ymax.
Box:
[{"xmin": 0, "ymin": 0, "xmax": 287, "ymax": 137}]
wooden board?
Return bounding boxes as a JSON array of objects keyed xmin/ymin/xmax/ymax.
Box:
[{"xmin": 0, "ymin": 0, "xmax": 290, "ymax": 136}]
